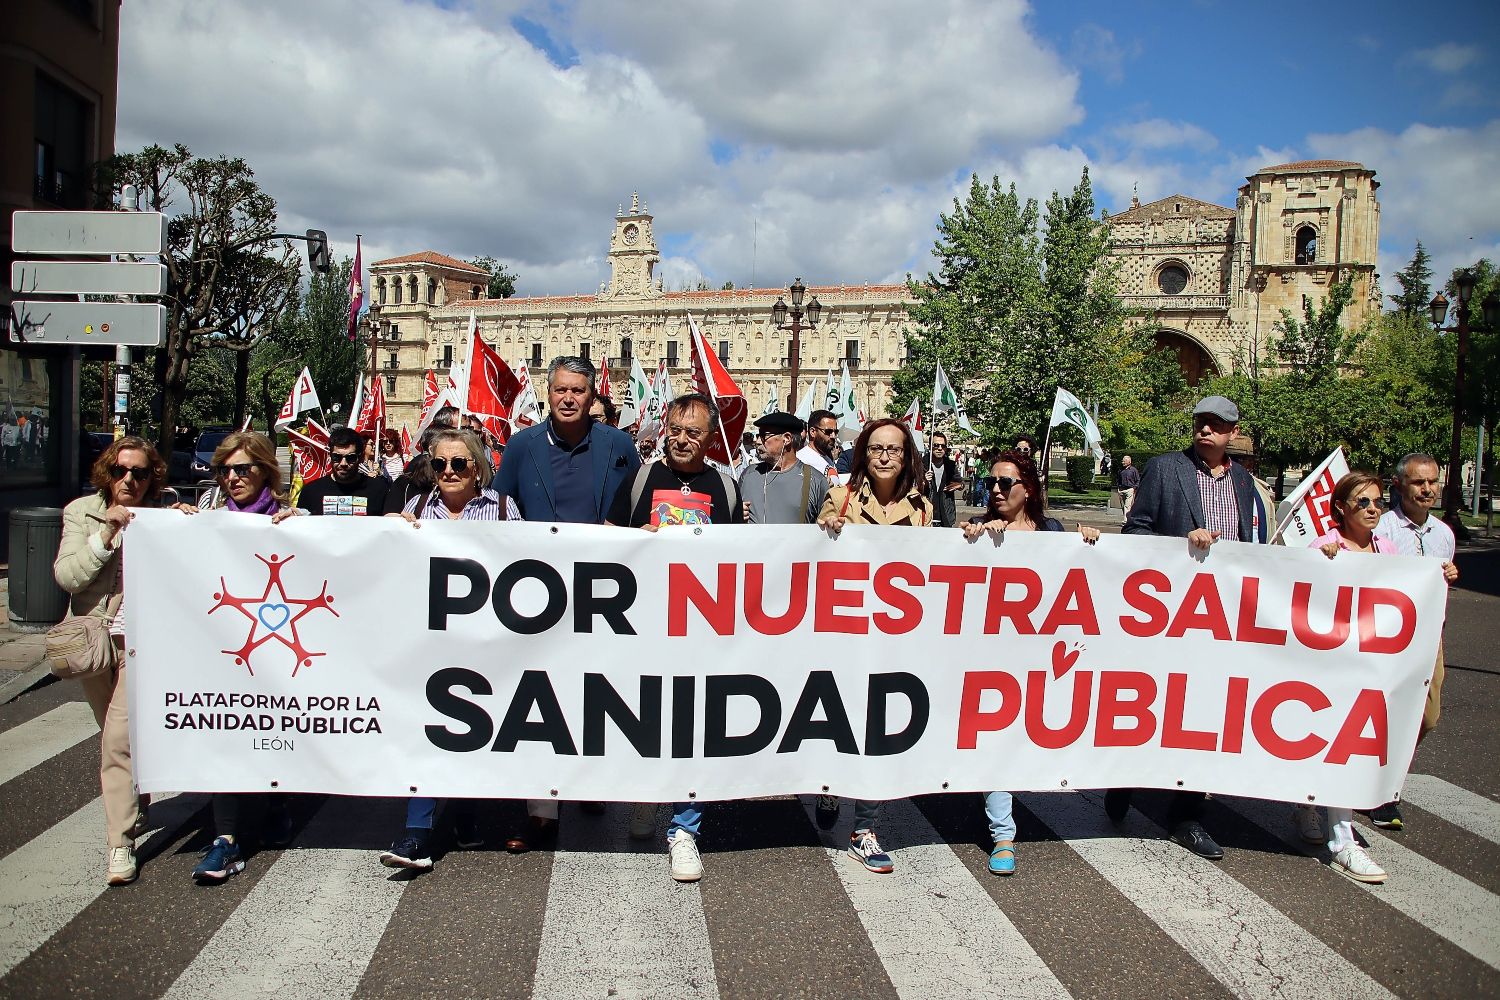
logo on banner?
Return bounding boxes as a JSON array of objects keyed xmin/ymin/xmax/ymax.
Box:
[{"xmin": 209, "ymin": 554, "xmax": 339, "ymax": 676}]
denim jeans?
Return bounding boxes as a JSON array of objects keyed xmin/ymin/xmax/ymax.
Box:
[
  {"xmin": 667, "ymin": 801, "xmax": 701, "ymax": 840},
  {"xmin": 406, "ymin": 797, "xmax": 438, "ymax": 829},
  {"xmin": 983, "ymin": 791, "xmax": 1015, "ymax": 843},
  {"xmin": 853, "ymin": 799, "xmax": 882, "ymax": 833}
]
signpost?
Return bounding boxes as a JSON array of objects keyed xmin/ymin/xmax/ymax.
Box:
[
  {"xmin": 11, "ymin": 210, "xmax": 167, "ymax": 256},
  {"xmin": 11, "ymin": 260, "xmax": 166, "ymax": 296},
  {"xmin": 10, "ymin": 301, "xmax": 167, "ymax": 347}
]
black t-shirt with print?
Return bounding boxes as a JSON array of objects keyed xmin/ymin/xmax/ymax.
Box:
[
  {"xmin": 608, "ymin": 462, "xmax": 744, "ymax": 528},
  {"xmin": 296, "ymin": 473, "xmax": 389, "ymax": 516}
]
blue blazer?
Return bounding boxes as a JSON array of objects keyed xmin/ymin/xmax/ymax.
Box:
[
  {"xmin": 1122, "ymin": 447, "xmax": 1256, "ymax": 542},
  {"xmin": 494, "ymin": 420, "xmax": 640, "ymax": 522}
]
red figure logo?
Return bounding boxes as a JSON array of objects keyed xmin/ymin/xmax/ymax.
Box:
[{"xmin": 209, "ymin": 553, "xmax": 338, "ymax": 676}]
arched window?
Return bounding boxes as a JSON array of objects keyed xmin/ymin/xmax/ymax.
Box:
[
  {"xmin": 1295, "ymin": 226, "xmax": 1317, "ymax": 265},
  {"xmin": 376, "ymin": 277, "xmax": 387, "ymax": 304},
  {"xmin": 620, "ymin": 337, "xmax": 633, "ymax": 363},
  {"xmin": 393, "ymin": 277, "xmax": 402, "ymax": 304},
  {"xmin": 1157, "ymin": 263, "xmax": 1189, "ymax": 296},
  {"xmin": 428, "ymin": 278, "xmax": 437, "ymax": 304},
  {"xmin": 408, "ymin": 276, "xmax": 419, "ymax": 303},
  {"xmin": 471, "ymin": 285, "xmax": 481, "ymax": 300}
]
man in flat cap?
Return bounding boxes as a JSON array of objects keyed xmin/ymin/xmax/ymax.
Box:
[
  {"xmin": 741, "ymin": 411, "xmax": 829, "ymax": 525},
  {"xmin": 1110, "ymin": 394, "xmax": 1258, "ymax": 861}
]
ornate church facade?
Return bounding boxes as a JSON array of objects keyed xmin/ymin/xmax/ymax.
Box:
[{"xmin": 369, "ymin": 161, "xmax": 1379, "ymax": 433}]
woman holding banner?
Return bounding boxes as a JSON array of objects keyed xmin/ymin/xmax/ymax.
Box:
[
  {"xmin": 1305, "ymin": 470, "xmax": 1391, "ymax": 885},
  {"xmin": 816, "ymin": 418, "xmax": 932, "ymax": 874},
  {"xmin": 962, "ymin": 451, "xmax": 1099, "ymax": 875}
]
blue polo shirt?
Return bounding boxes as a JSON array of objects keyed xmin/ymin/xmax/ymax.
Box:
[{"xmin": 547, "ymin": 419, "xmax": 598, "ymax": 523}]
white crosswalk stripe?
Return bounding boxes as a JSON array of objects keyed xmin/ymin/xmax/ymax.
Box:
[
  {"xmin": 1400, "ymin": 773, "xmax": 1500, "ymax": 845},
  {"xmin": 0, "ymin": 702, "xmax": 98, "ymax": 787}
]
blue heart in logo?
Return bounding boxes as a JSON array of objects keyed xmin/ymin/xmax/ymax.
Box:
[{"xmin": 258, "ymin": 603, "xmax": 291, "ymax": 632}]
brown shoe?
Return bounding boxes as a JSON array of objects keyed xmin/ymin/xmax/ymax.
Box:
[{"xmin": 505, "ymin": 816, "xmax": 558, "ymax": 853}]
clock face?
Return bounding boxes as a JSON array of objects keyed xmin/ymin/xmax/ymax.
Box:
[{"xmin": 623, "ymin": 224, "xmax": 639, "ymax": 246}]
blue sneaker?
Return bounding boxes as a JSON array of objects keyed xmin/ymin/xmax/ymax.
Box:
[
  {"xmin": 988, "ymin": 841, "xmax": 1016, "ymax": 876},
  {"xmin": 193, "ymin": 836, "xmax": 244, "ymax": 884},
  {"xmin": 849, "ymin": 830, "xmax": 894, "ymax": 874},
  {"xmin": 379, "ymin": 829, "xmax": 434, "ymax": 871}
]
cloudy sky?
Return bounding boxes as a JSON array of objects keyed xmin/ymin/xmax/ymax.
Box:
[{"xmin": 118, "ymin": 0, "xmax": 1500, "ymax": 301}]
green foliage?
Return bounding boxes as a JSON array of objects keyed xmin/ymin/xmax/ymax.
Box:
[
  {"xmin": 253, "ymin": 256, "xmax": 367, "ymax": 429},
  {"xmin": 1098, "ymin": 326, "xmax": 1195, "ymax": 455},
  {"xmin": 1064, "ymin": 455, "xmax": 1095, "ymax": 491},
  {"xmin": 1388, "ymin": 241, "xmax": 1433, "ymax": 318},
  {"xmin": 1272, "ymin": 278, "xmax": 1361, "ymax": 381},
  {"xmin": 468, "ymin": 256, "xmax": 518, "ymax": 299}
]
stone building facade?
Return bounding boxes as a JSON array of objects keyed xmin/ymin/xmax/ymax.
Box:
[{"xmin": 370, "ymin": 161, "xmax": 1380, "ymax": 431}]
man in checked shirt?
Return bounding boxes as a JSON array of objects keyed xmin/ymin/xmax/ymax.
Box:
[{"xmin": 1371, "ymin": 452, "xmax": 1460, "ymax": 831}]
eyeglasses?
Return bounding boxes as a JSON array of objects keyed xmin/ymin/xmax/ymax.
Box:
[
  {"xmin": 215, "ymin": 462, "xmax": 259, "ymax": 479},
  {"xmin": 110, "ymin": 465, "xmax": 151, "ymax": 483},
  {"xmin": 931, "ymin": 443, "xmax": 947, "ymax": 450},
  {"xmin": 756, "ymin": 430, "xmax": 789, "ymax": 440},
  {"xmin": 983, "ymin": 475, "xmax": 1022, "ymax": 493},
  {"xmin": 330, "ymin": 452, "xmax": 361, "ymax": 465},
  {"xmin": 812, "ymin": 425, "xmax": 837, "ymax": 435},
  {"xmin": 1350, "ymin": 495, "xmax": 1386, "ymax": 511},
  {"xmin": 866, "ymin": 444, "xmax": 904, "ymax": 458},
  {"xmin": 430, "ymin": 457, "xmax": 472, "ymax": 474},
  {"xmin": 1015, "ymin": 447, "xmax": 1032, "ymax": 455},
  {"xmin": 667, "ymin": 424, "xmax": 707, "ymax": 441}
]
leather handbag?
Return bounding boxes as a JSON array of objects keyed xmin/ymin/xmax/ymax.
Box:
[{"xmin": 45, "ymin": 592, "xmax": 123, "ymax": 681}]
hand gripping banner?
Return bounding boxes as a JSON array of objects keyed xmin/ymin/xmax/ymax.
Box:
[{"xmin": 124, "ymin": 511, "xmax": 1445, "ymax": 809}]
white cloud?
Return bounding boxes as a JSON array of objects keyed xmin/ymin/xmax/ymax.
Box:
[
  {"xmin": 1408, "ymin": 43, "xmax": 1482, "ymax": 74},
  {"xmin": 1069, "ymin": 23, "xmax": 1139, "ymax": 85},
  {"xmin": 1108, "ymin": 119, "xmax": 1218, "ymax": 152}
]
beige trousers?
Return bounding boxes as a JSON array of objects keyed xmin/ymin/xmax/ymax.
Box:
[{"xmin": 79, "ymin": 662, "xmax": 141, "ymax": 849}]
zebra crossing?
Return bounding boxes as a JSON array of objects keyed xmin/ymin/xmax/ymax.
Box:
[{"xmin": 1, "ymin": 693, "xmax": 1498, "ymax": 999}]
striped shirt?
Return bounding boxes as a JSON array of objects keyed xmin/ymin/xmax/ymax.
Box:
[
  {"xmin": 1375, "ymin": 505, "xmax": 1455, "ymax": 561},
  {"xmin": 403, "ymin": 487, "xmax": 515, "ymax": 521},
  {"xmin": 819, "ymin": 482, "xmax": 932, "ymax": 527},
  {"xmin": 1195, "ymin": 462, "xmax": 1240, "ymax": 540}
]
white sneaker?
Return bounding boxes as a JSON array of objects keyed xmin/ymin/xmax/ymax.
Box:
[
  {"xmin": 668, "ymin": 829, "xmax": 703, "ymax": 882},
  {"xmin": 630, "ymin": 803, "xmax": 658, "ymax": 840},
  {"xmin": 1294, "ymin": 805, "xmax": 1325, "ymax": 844},
  {"xmin": 107, "ymin": 846, "xmax": 137, "ymax": 886},
  {"xmin": 1330, "ymin": 845, "xmax": 1387, "ymax": 884}
]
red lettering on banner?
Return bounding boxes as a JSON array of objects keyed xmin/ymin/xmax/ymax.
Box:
[
  {"xmin": 873, "ymin": 563, "xmax": 924, "ymax": 635},
  {"xmin": 744, "ymin": 563, "xmax": 808, "ymax": 636},
  {"xmin": 1094, "ymin": 671, "xmax": 1157, "ymax": 747},
  {"xmin": 1291, "ymin": 582, "xmax": 1352, "ymax": 650},
  {"xmin": 668, "ymin": 563, "xmax": 736, "ymax": 636},
  {"xmin": 1250, "ymin": 681, "xmax": 1331, "ymax": 760},
  {"xmin": 930, "ymin": 565, "xmax": 987, "ymax": 634},
  {"xmin": 1166, "ymin": 574, "xmax": 1232, "ymax": 640},
  {"xmin": 1300, "ymin": 466, "xmax": 1339, "ymax": 536},
  {"xmin": 1236, "ymin": 577, "xmax": 1288, "ymax": 646},
  {"xmin": 983, "ymin": 567, "xmax": 1042, "ymax": 634},
  {"xmin": 1038, "ymin": 568, "xmax": 1101, "ymax": 634},
  {"xmin": 1221, "ymin": 676, "xmax": 1249, "ymax": 753},
  {"xmin": 1024, "ymin": 670, "xmax": 1093, "ymax": 749},
  {"xmin": 814, "ymin": 562, "xmax": 870, "ymax": 634},
  {"xmin": 1120, "ymin": 569, "xmax": 1171, "ymax": 637},
  {"xmin": 1161, "ymin": 673, "xmax": 1218, "ymax": 751},
  {"xmin": 956, "ymin": 671, "xmax": 1021, "ymax": 749},
  {"xmin": 1358, "ymin": 588, "xmax": 1415, "ymax": 654},
  {"xmin": 1325, "ymin": 689, "xmax": 1389, "ymax": 765}
]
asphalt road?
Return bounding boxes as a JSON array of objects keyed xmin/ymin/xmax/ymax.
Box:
[{"xmin": 0, "ymin": 521, "xmax": 1495, "ymax": 999}]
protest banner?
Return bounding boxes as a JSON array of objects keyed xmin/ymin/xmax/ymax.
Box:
[{"xmin": 125, "ymin": 512, "xmax": 1444, "ymax": 809}]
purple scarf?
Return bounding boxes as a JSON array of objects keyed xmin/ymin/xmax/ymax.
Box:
[{"xmin": 226, "ymin": 486, "xmax": 280, "ymax": 516}]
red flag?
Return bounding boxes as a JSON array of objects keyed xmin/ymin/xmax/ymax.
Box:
[
  {"xmin": 400, "ymin": 425, "xmax": 414, "ymax": 461},
  {"xmin": 354, "ymin": 373, "xmax": 385, "ymax": 434},
  {"xmin": 421, "ymin": 370, "xmax": 439, "ymax": 412},
  {"xmin": 598, "ymin": 356, "xmax": 613, "ymax": 399},
  {"xmin": 686, "ymin": 312, "xmax": 748, "ymax": 467},
  {"xmin": 288, "ymin": 418, "xmax": 331, "ymax": 483},
  {"xmin": 347, "ymin": 237, "xmax": 364, "ymax": 342},
  {"xmin": 464, "ymin": 316, "xmax": 522, "ymax": 440}
]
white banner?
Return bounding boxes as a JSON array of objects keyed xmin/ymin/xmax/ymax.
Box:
[
  {"xmin": 124, "ymin": 511, "xmax": 1445, "ymax": 809},
  {"xmin": 1275, "ymin": 447, "xmax": 1350, "ymax": 546}
]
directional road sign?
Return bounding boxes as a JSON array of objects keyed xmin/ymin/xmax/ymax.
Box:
[
  {"xmin": 11, "ymin": 300, "xmax": 167, "ymax": 347},
  {"xmin": 11, "ymin": 210, "xmax": 168, "ymax": 255},
  {"xmin": 12, "ymin": 260, "xmax": 167, "ymax": 296}
]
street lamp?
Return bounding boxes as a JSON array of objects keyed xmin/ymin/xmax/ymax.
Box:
[
  {"xmin": 1428, "ymin": 270, "xmax": 1497, "ymax": 533},
  {"xmin": 771, "ymin": 277, "xmax": 822, "ymax": 411}
]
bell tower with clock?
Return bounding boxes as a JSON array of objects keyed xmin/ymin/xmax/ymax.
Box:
[{"xmin": 605, "ymin": 191, "xmax": 662, "ymax": 300}]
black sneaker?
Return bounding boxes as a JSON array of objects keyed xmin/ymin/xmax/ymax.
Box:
[
  {"xmin": 1104, "ymin": 789, "xmax": 1131, "ymax": 824},
  {"xmin": 814, "ymin": 795, "xmax": 840, "ymax": 830},
  {"xmin": 1369, "ymin": 801, "xmax": 1404, "ymax": 830},
  {"xmin": 379, "ymin": 829, "xmax": 434, "ymax": 871},
  {"xmin": 453, "ymin": 813, "xmax": 484, "ymax": 849},
  {"xmin": 1170, "ymin": 821, "xmax": 1224, "ymax": 860}
]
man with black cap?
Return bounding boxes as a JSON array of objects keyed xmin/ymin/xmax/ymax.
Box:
[
  {"xmin": 741, "ymin": 411, "xmax": 829, "ymax": 525},
  {"xmin": 1112, "ymin": 394, "xmax": 1258, "ymax": 861}
]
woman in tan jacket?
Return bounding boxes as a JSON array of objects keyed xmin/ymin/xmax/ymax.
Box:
[{"xmin": 54, "ymin": 435, "xmax": 170, "ymax": 886}]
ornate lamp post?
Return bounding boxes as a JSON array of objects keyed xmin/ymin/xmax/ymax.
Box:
[
  {"xmin": 1430, "ymin": 272, "xmax": 1500, "ymax": 532},
  {"xmin": 770, "ymin": 278, "xmax": 821, "ymax": 411}
]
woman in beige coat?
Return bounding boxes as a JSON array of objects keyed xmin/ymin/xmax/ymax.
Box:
[{"xmin": 53, "ymin": 435, "xmax": 170, "ymax": 886}]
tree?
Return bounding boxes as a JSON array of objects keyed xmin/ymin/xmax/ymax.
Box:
[
  {"xmin": 252, "ymin": 256, "xmax": 365, "ymax": 430},
  {"xmin": 1270, "ymin": 277, "xmax": 1361, "ymax": 381},
  {"xmin": 94, "ymin": 144, "xmax": 301, "ymax": 454},
  {"xmin": 467, "ymin": 256, "xmax": 518, "ymax": 299},
  {"xmin": 1388, "ymin": 241, "xmax": 1433, "ymax": 318}
]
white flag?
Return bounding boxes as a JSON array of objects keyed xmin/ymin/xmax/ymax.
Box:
[
  {"xmin": 760, "ymin": 381, "xmax": 777, "ymax": 418},
  {"xmin": 638, "ymin": 360, "xmax": 674, "ymax": 444},
  {"xmin": 1274, "ymin": 447, "xmax": 1350, "ymax": 546},
  {"xmin": 274, "ymin": 366, "xmax": 321, "ymax": 430},
  {"xmin": 513, "ymin": 360, "xmax": 543, "ymax": 429},
  {"xmin": 1049, "ymin": 386, "xmax": 1104, "ymax": 460},
  {"xmin": 932, "ymin": 361, "xmax": 978, "ymax": 436},
  {"xmin": 834, "ymin": 361, "xmax": 862, "ymax": 440},
  {"xmin": 619, "ymin": 357, "xmax": 652, "ymax": 430},
  {"xmin": 901, "ymin": 397, "xmax": 926, "ymax": 453},
  {"xmin": 795, "ymin": 375, "xmax": 820, "ymax": 423}
]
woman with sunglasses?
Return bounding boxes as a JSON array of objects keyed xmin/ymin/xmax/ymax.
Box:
[
  {"xmin": 54, "ymin": 436, "xmax": 174, "ymax": 886},
  {"xmin": 1301, "ymin": 469, "xmax": 1392, "ymax": 885},
  {"xmin": 379, "ymin": 428, "xmax": 405, "ymax": 480},
  {"xmin": 815, "ymin": 418, "xmax": 931, "ymax": 874},
  {"xmin": 961, "ymin": 451, "xmax": 1099, "ymax": 876},
  {"xmin": 379, "ymin": 428, "xmax": 508, "ymax": 871},
  {"xmin": 178, "ymin": 431, "xmax": 302, "ymax": 883}
]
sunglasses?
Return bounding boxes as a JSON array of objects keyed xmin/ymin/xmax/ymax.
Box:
[
  {"xmin": 330, "ymin": 452, "xmax": 361, "ymax": 465},
  {"xmin": 1349, "ymin": 496, "xmax": 1386, "ymax": 511},
  {"xmin": 110, "ymin": 465, "xmax": 151, "ymax": 483},
  {"xmin": 215, "ymin": 462, "xmax": 259, "ymax": 479},
  {"xmin": 983, "ymin": 476, "xmax": 1022, "ymax": 493},
  {"xmin": 430, "ymin": 457, "xmax": 471, "ymax": 474}
]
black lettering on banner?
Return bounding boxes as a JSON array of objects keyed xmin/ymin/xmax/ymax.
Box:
[
  {"xmin": 671, "ymin": 676, "xmax": 696, "ymax": 758},
  {"xmin": 704, "ymin": 674, "xmax": 781, "ymax": 757},
  {"xmin": 582, "ymin": 673, "xmax": 662, "ymax": 757},
  {"xmin": 491, "ymin": 560, "xmax": 568, "ymax": 634},
  {"xmin": 864, "ymin": 672, "xmax": 929, "ymax": 756},
  {"xmin": 425, "ymin": 667, "xmax": 494, "ymax": 751},
  {"xmin": 492, "ymin": 670, "xmax": 578, "ymax": 754},
  {"xmin": 574, "ymin": 562, "xmax": 638, "ymax": 635},
  {"xmin": 429, "ymin": 558, "xmax": 489, "ymax": 630},
  {"xmin": 777, "ymin": 670, "xmax": 858, "ymax": 754}
]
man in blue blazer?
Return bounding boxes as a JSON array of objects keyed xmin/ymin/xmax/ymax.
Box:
[
  {"xmin": 491, "ymin": 356, "xmax": 640, "ymax": 849},
  {"xmin": 1111, "ymin": 394, "xmax": 1257, "ymax": 861}
]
